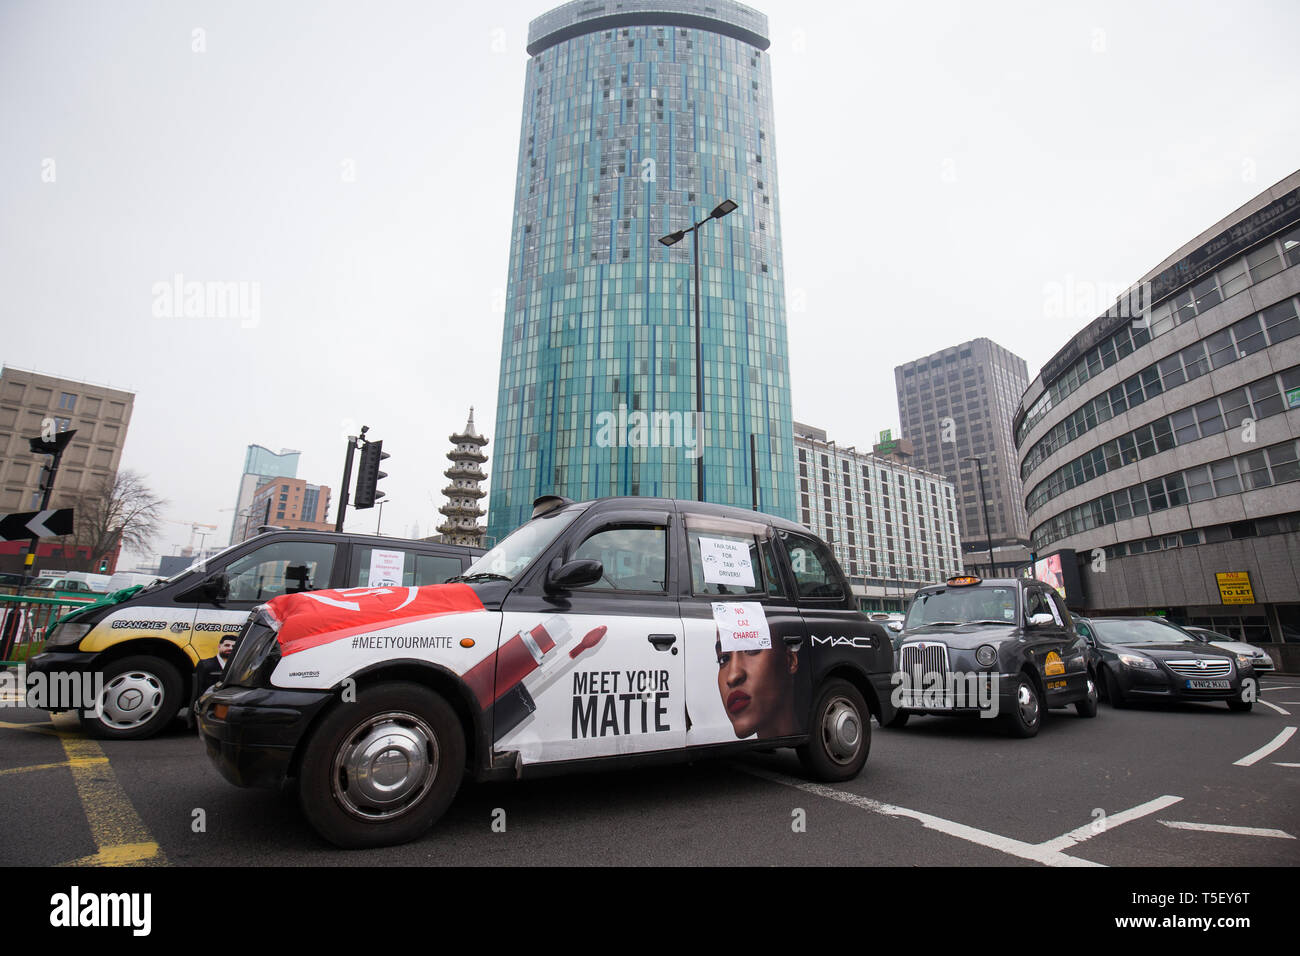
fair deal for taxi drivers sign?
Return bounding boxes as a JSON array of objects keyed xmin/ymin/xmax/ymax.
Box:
[{"xmin": 698, "ymin": 536, "xmax": 755, "ymax": 587}]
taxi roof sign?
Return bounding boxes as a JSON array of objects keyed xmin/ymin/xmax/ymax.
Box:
[{"xmin": 946, "ymin": 575, "xmax": 982, "ymax": 587}]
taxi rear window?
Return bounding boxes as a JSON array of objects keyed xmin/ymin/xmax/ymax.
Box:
[{"xmin": 683, "ymin": 514, "xmax": 783, "ymax": 598}]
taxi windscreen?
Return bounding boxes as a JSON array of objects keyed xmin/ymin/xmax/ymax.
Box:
[{"xmin": 906, "ymin": 586, "xmax": 1018, "ymax": 629}]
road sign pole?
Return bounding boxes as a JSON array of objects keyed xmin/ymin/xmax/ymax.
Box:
[{"xmin": 1, "ymin": 444, "xmax": 69, "ymax": 660}]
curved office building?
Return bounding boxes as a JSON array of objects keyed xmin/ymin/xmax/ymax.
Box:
[
  {"xmin": 487, "ymin": 0, "xmax": 796, "ymax": 541},
  {"xmin": 1014, "ymin": 171, "xmax": 1300, "ymax": 650}
]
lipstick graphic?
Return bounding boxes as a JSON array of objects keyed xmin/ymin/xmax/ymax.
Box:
[{"xmin": 462, "ymin": 617, "xmax": 608, "ymax": 740}]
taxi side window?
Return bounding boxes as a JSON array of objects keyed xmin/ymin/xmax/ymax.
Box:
[
  {"xmin": 225, "ymin": 542, "xmax": 336, "ymax": 602},
  {"xmin": 687, "ymin": 529, "xmax": 769, "ymax": 597},
  {"xmin": 353, "ymin": 547, "xmax": 462, "ymax": 588},
  {"xmin": 572, "ymin": 525, "xmax": 667, "ymax": 591},
  {"xmin": 781, "ymin": 532, "xmax": 845, "ymax": 600},
  {"xmin": 1025, "ymin": 589, "xmax": 1052, "ymax": 622},
  {"xmin": 1046, "ymin": 590, "xmax": 1070, "ymax": 627},
  {"xmin": 762, "ymin": 539, "xmax": 788, "ymax": 600}
]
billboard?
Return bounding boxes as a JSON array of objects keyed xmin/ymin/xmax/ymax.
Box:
[{"xmin": 1033, "ymin": 549, "xmax": 1084, "ymax": 608}]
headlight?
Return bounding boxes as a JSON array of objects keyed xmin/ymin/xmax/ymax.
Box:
[
  {"xmin": 1118, "ymin": 653, "xmax": 1158, "ymax": 670},
  {"xmin": 1236, "ymin": 655, "xmax": 1253, "ymax": 669},
  {"xmin": 43, "ymin": 622, "xmax": 92, "ymax": 649},
  {"xmin": 975, "ymin": 644, "xmax": 998, "ymax": 667},
  {"xmin": 223, "ymin": 615, "xmax": 281, "ymax": 688}
]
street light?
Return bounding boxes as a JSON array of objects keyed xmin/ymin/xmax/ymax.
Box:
[
  {"xmin": 964, "ymin": 456, "xmax": 995, "ymax": 576},
  {"xmin": 376, "ymin": 498, "xmax": 394, "ymax": 535},
  {"xmin": 659, "ymin": 198, "xmax": 738, "ymax": 502}
]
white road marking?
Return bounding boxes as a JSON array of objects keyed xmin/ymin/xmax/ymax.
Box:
[
  {"xmin": 1159, "ymin": 820, "xmax": 1295, "ymax": 839},
  {"xmin": 1274, "ymin": 762, "xmax": 1300, "ymax": 768},
  {"xmin": 742, "ymin": 766, "xmax": 1103, "ymax": 867},
  {"xmin": 1040, "ymin": 795, "xmax": 1184, "ymax": 853},
  {"xmin": 1259, "ymin": 700, "xmax": 1291, "ymax": 715},
  {"xmin": 1234, "ymin": 727, "xmax": 1297, "ymax": 767}
]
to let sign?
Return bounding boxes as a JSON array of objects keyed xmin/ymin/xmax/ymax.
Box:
[{"xmin": 1215, "ymin": 571, "xmax": 1255, "ymax": 606}]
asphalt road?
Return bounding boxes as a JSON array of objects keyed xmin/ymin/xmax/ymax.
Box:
[{"xmin": 2, "ymin": 675, "xmax": 1297, "ymax": 867}]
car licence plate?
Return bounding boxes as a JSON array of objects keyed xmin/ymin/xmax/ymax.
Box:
[{"xmin": 1186, "ymin": 679, "xmax": 1230, "ymax": 689}]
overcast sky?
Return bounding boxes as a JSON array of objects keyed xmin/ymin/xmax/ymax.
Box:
[{"xmin": 2, "ymin": 0, "xmax": 1298, "ymax": 563}]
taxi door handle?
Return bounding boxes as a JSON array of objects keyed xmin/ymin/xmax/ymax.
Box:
[
  {"xmin": 783, "ymin": 634, "xmax": 804, "ymax": 651},
  {"xmin": 648, "ymin": 633, "xmax": 677, "ymax": 651}
]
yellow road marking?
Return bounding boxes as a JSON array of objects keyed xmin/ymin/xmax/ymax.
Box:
[
  {"xmin": 61, "ymin": 843, "xmax": 163, "ymax": 867},
  {"xmin": 1, "ymin": 712, "xmax": 169, "ymax": 866},
  {"xmin": 0, "ymin": 717, "xmax": 61, "ymax": 737},
  {"xmin": 54, "ymin": 728, "xmax": 167, "ymax": 866},
  {"xmin": 0, "ymin": 755, "xmax": 108, "ymax": 776}
]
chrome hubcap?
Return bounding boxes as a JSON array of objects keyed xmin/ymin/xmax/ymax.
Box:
[
  {"xmin": 1017, "ymin": 683, "xmax": 1039, "ymax": 725},
  {"xmin": 332, "ymin": 712, "xmax": 438, "ymax": 821},
  {"xmin": 822, "ymin": 696, "xmax": 861, "ymax": 765},
  {"xmin": 97, "ymin": 671, "xmax": 164, "ymax": 729}
]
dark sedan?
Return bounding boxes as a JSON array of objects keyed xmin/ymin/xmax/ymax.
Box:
[{"xmin": 1075, "ymin": 616, "xmax": 1256, "ymax": 711}]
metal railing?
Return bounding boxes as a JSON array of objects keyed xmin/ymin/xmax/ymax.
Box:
[{"xmin": 0, "ymin": 593, "xmax": 99, "ymax": 663}]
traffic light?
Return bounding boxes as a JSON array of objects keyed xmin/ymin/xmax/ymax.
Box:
[
  {"xmin": 353, "ymin": 439, "xmax": 389, "ymax": 509},
  {"xmin": 98, "ymin": 558, "xmax": 109, "ymax": 572}
]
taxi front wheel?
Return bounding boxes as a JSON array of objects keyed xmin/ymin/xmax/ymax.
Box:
[
  {"xmin": 80, "ymin": 656, "xmax": 183, "ymax": 740},
  {"xmin": 1005, "ymin": 674, "xmax": 1042, "ymax": 738},
  {"xmin": 298, "ymin": 682, "xmax": 465, "ymax": 849},
  {"xmin": 797, "ymin": 679, "xmax": 870, "ymax": 781}
]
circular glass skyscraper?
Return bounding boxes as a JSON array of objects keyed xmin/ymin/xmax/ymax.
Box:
[{"xmin": 487, "ymin": 0, "xmax": 796, "ymax": 541}]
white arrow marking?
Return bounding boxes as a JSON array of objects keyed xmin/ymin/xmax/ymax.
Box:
[
  {"xmin": 1234, "ymin": 726, "xmax": 1297, "ymax": 766},
  {"xmin": 1040, "ymin": 794, "xmax": 1184, "ymax": 852},
  {"xmin": 1159, "ymin": 820, "xmax": 1294, "ymax": 839}
]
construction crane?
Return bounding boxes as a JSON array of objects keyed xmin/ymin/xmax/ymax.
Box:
[{"xmin": 162, "ymin": 519, "xmax": 220, "ymax": 553}]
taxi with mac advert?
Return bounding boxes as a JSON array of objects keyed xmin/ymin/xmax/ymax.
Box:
[
  {"xmin": 198, "ymin": 495, "xmax": 898, "ymax": 848},
  {"xmin": 886, "ymin": 574, "xmax": 1097, "ymax": 737}
]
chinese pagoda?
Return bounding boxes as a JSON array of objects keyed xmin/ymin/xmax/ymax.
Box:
[{"xmin": 436, "ymin": 408, "xmax": 489, "ymax": 546}]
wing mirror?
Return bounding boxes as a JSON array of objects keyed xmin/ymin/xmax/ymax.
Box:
[
  {"xmin": 545, "ymin": 559, "xmax": 603, "ymax": 593},
  {"xmin": 1028, "ymin": 612, "xmax": 1055, "ymax": 627},
  {"xmin": 181, "ymin": 571, "xmax": 229, "ymax": 603}
]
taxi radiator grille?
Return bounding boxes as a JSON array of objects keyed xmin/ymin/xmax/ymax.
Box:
[
  {"xmin": 1165, "ymin": 659, "xmax": 1232, "ymax": 678},
  {"xmin": 900, "ymin": 643, "xmax": 950, "ymax": 685}
]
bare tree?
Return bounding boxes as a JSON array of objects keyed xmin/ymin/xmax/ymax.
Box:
[{"xmin": 67, "ymin": 470, "xmax": 166, "ymax": 566}]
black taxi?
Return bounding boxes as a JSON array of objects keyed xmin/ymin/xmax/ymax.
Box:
[
  {"xmin": 198, "ymin": 495, "xmax": 896, "ymax": 848},
  {"xmin": 886, "ymin": 574, "xmax": 1098, "ymax": 737},
  {"xmin": 27, "ymin": 529, "xmax": 481, "ymax": 739}
]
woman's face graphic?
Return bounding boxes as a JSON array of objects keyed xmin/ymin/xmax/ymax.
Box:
[{"xmin": 715, "ymin": 640, "xmax": 798, "ymax": 739}]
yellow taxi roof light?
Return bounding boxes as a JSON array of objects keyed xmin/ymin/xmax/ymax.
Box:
[{"xmin": 946, "ymin": 575, "xmax": 982, "ymax": 587}]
